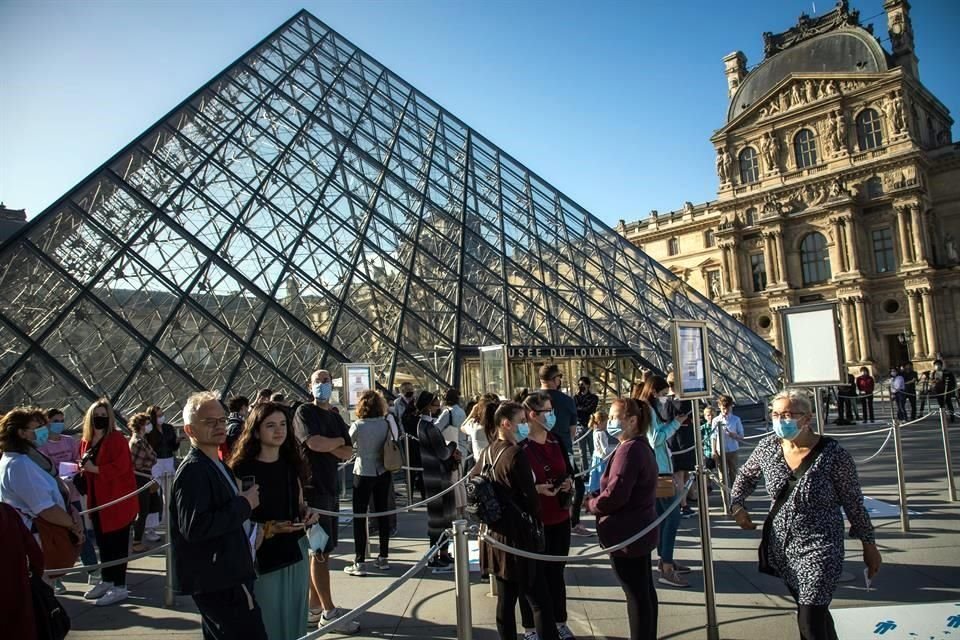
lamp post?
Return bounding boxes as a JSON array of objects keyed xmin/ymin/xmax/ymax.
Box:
[{"xmin": 897, "ymin": 328, "xmax": 915, "ymax": 360}]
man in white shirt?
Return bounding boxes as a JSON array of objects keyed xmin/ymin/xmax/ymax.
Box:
[
  {"xmin": 710, "ymin": 395, "xmax": 746, "ymax": 487},
  {"xmin": 890, "ymin": 368, "xmax": 907, "ymax": 421}
]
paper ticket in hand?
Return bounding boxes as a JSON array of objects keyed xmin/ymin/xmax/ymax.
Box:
[{"xmin": 863, "ymin": 567, "xmax": 873, "ymax": 591}]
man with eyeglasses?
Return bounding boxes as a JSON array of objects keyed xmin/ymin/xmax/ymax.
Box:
[
  {"xmin": 171, "ymin": 391, "xmax": 267, "ymax": 640},
  {"xmin": 539, "ymin": 364, "xmax": 591, "ymax": 536}
]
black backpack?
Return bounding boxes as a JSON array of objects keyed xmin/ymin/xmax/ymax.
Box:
[{"xmin": 465, "ymin": 446, "xmax": 509, "ymax": 525}]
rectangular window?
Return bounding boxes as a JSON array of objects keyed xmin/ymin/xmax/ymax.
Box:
[
  {"xmin": 750, "ymin": 253, "xmax": 767, "ymax": 292},
  {"xmin": 872, "ymin": 227, "xmax": 896, "ymax": 273}
]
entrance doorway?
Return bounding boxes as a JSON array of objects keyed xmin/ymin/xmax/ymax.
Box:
[{"xmin": 885, "ymin": 334, "xmax": 910, "ymax": 370}]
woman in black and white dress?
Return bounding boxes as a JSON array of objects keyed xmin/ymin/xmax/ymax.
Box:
[
  {"xmin": 730, "ymin": 390, "xmax": 882, "ymax": 640},
  {"xmin": 416, "ymin": 391, "xmax": 459, "ymax": 571}
]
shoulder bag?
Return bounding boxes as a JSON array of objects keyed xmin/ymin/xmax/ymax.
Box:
[
  {"xmin": 383, "ymin": 415, "xmax": 404, "ymax": 473},
  {"xmin": 758, "ymin": 436, "xmax": 829, "ymax": 575},
  {"xmin": 31, "ymin": 573, "xmax": 71, "ymax": 640}
]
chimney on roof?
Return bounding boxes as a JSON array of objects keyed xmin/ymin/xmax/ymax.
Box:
[
  {"xmin": 884, "ymin": 0, "xmax": 919, "ymax": 78},
  {"xmin": 723, "ymin": 51, "xmax": 748, "ymax": 99}
]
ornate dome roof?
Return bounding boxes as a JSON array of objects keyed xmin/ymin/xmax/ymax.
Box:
[{"xmin": 727, "ymin": 27, "xmax": 890, "ymax": 123}]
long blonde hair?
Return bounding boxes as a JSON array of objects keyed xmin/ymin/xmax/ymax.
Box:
[{"xmin": 81, "ymin": 398, "xmax": 116, "ymax": 443}]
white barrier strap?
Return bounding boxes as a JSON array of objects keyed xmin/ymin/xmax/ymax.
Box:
[
  {"xmin": 78, "ymin": 478, "xmax": 160, "ymax": 516},
  {"xmin": 45, "ymin": 543, "xmax": 171, "ymax": 576}
]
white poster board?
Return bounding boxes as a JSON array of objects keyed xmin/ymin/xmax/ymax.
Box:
[
  {"xmin": 671, "ymin": 320, "xmax": 713, "ymax": 400},
  {"xmin": 342, "ymin": 363, "xmax": 374, "ymax": 409},
  {"xmin": 782, "ymin": 304, "xmax": 844, "ymax": 386}
]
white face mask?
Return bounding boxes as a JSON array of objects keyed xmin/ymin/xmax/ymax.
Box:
[
  {"xmin": 157, "ymin": 416, "xmax": 165, "ymax": 426},
  {"xmin": 144, "ymin": 423, "xmax": 154, "ymax": 435}
]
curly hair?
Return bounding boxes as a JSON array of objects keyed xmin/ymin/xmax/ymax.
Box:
[
  {"xmin": 355, "ymin": 390, "xmax": 386, "ymax": 419},
  {"xmin": 228, "ymin": 402, "xmax": 307, "ymax": 485},
  {"xmin": 129, "ymin": 412, "xmax": 152, "ymax": 435}
]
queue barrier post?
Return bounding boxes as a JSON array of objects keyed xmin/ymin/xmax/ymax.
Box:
[
  {"xmin": 163, "ymin": 472, "xmax": 175, "ymax": 607},
  {"xmin": 940, "ymin": 408, "xmax": 958, "ymax": 502},
  {"xmin": 691, "ymin": 398, "xmax": 720, "ymax": 640},
  {"xmin": 404, "ymin": 435, "xmax": 413, "ymax": 507},
  {"xmin": 452, "ymin": 519, "xmax": 473, "ymax": 640},
  {"xmin": 891, "ymin": 419, "xmax": 910, "ymax": 532}
]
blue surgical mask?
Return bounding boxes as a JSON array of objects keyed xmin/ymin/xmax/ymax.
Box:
[
  {"xmin": 34, "ymin": 426, "xmax": 50, "ymax": 447},
  {"xmin": 313, "ymin": 382, "xmax": 333, "ymax": 402},
  {"xmin": 544, "ymin": 411, "xmax": 557, "ymax": 431},
  {"xmin": 773, "ymin": 418, "xmax": 801, "ymax": 441},
  {"xmin": 49, "ymin": 421, "xmax": 65, "ymax": 435},
  {"xmin": 606, "ymin": 418, "xmax": 622, "ymax": 438},
  {"xmin": 516, "ymin": 423, "xmax": 530, "ymax": 442}
]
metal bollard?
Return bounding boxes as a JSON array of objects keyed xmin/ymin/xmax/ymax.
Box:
[
  {"xmin": 891, "ymin": 419, "xmax": 910, "ymax": 532},
  {"xmin": 162, "ymin": 473, "xmax": 175, "ymax": 607},
  {"xmin": 691, "ymin": 398, "xmax": 720, "ymax": 640},
  {"xmin": 940, "ymin": 409, "xmax": 957, "ymax": 502},
  {"xmin": 452, "ymin": 520, "xmax": 473, "ymax": 640},
  {"xmin": 404, "ymin": 435, "xmax": 413, "ymax": 506}
]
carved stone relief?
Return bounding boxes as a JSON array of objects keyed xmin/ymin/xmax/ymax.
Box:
[{"xmin": 752, "ymin": 78, "xmax": 872, "ymax": 125}]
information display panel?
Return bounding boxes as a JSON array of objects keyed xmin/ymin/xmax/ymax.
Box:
[
  {"xmin": 343, "ymin": 363, "xmax": 374, "ymax": 409},
  {"xmin": 781, "ymin": 304, "xmax": 844, "ymax": 386},
  {"xmin": 670, "ymin": 320, "xmax": 713, "ymax": 400}
]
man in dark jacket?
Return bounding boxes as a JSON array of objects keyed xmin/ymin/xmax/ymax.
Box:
[{"xmin": 171, "ymin": 391, "xmax": 266, "ymax": 640}]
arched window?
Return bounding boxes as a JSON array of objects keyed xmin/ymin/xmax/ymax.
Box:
[
  {"xmin": 800, "ymin": 232, "xmax": 831, "ymax": 285},
  {"xmin": 794, "ymin": 129, "xmax": 819, "ymax": 168},
  {"xmin": 668, "ymin": 237, "xmax": 680, "ymax": 256},
  {"xmin": 856, "ymin": 109, "xmax": 884, "ymax": 150},
  {"xmin": 745, "ymin": 207, "xmax": 757, "ymax": 227},
  {"xmin": 739, "ymin": 147, "xmax": 760, "ymax": 184}
]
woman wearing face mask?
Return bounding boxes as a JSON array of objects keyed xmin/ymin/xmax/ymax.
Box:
[
  {"xmin": 0, "ymin": 408, "xmax": 83, "ymax": 582},
  {"xmin": 416, "ymin": 391, "xmax": 460, "ymax": 571},
  {"xmin": 128, "ymin": 413, "xmax": 158, "ymax": 553},
  {"xmin": 39, "ymin": 406, "xmax": 99, "ymax": 591},
  {"xmin": 146, "ymin": 404, "xmax": 177, "ymax": 540},
  {"xmin": 517, "ymin": 391, "xmax": 576, "ymax": 640},
  {"xmin": 587, "ymin": 398, "xmax": 659, "ymax": 640},
  {"xmin": 471, "ymin": 401, "xmax": 560, "ymax": 640},
  {"xmin": 731, "ymin": 390, "xmax": 881, "ymax": 640},
  {"xmin": 79, "ymin": 399, "xmax": 138, "ymax": 606},
  {"xmin": 633, "ymin": 376, "xmax": 692, "ymax": 588}
]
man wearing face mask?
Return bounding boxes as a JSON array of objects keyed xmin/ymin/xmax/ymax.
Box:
[
  {"xmin": 393, "ymin": 382, "xmax": 424, "ymax": 500},
  {"xmin": 538, "ymin": 364, "xmax": 589, "ymax": 536},
  {"xmin": 292, "ymin": 370, "xmax": 360, "ymax": 633},
  {"xmin": 731, "ymin": 390, "xmax": 881, "ymax": 640}
]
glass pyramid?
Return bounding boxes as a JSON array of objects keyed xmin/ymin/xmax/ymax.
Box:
[{"xmin": 0, "ymin": 10, "xmax": 780, "ymax": 422}]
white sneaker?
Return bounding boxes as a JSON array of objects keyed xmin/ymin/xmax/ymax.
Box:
[
  {"xmin": 522, "ymin": 631, "xmax": 540, "ymax": 640},
  {"xmin": 144, "ymin": 530, "xmax": 162, "ymax": 542},
  {"xmin": 319, "ymin": 608, "xmax": 360, "ymax": 634},
  {"xmin": 343, "ymin": 562, "xmax": 367, "ymax": 577},
  {"xmin": 308, "ymin": 608, "xmax": 323, "ymax": 624},
  {"xmin": 84, "ymin": 581, "xmax": 113, "ymax": 600},
  {"xmin": 95, "ymin": 586, "xmax": 129, "ymax": 606},
  {"xmin": 557, "ymin": 623, "xmax": 577, "ymax": 639},
  {"xmin": 375, "ymin": 557, "xmax": 390, "ymax": 570}
]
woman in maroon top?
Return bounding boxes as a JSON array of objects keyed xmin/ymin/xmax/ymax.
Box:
[
  {"xmin": 518, "ymin": 391, "xmax": 576, "ymax": 640},
  {"xmin": 587, "ymin": 398, "xmax": 659, "ymax": 640}
]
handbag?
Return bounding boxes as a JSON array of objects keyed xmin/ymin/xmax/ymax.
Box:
[
  {"xmin": 31, "ymin": 574, "xmax": 71, "ymax": 640},
  {"xmin": 656, "ymin": 475, "xmax": 676, "ymax": 498},
  {"xmin": 383, "ymin": 415, "xmax": 404, "ymax": 472},
  {"xmin": 34, "ymin": 517, "xmax": 80, "ymax": 574},
  {"xmin": 758, "ymin": 437, "xmax": 828, "ymax": 576}
]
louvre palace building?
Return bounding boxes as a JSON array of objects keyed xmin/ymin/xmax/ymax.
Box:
[{"xmin": 621, "ymin": 0, "xmax": 960, "ymax": 374}]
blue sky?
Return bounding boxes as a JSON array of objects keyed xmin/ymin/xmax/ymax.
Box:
[{"xmin": 1, "ymin": 0, "xmax": 957, "ymax": 227}]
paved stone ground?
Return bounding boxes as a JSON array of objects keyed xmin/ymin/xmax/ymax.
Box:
[{"xmin": 59, "ymin": 410, "xmax": 960, "ymax": 639}]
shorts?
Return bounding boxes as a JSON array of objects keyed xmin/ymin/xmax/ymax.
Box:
[{"xmin": 305, "ymin": 493, "xmax": 338, "ymax": 555}]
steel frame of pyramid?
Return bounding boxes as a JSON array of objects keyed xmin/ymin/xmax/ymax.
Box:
[{"xmin": 0, "ymin": 11, "xmax": 781, "ymax": 422}]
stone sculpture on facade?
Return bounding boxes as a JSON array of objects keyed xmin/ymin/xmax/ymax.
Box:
[
  {"xmin": 762, "ymin": 131, "xmax": 781, "ymax": 173},
  {"xmin": 944, "ymin": 233, "xmax": 959, "ymax": 265},
  {"xmin": 717, "ymin": 147, "xmax": 733, "ymax": 184}
]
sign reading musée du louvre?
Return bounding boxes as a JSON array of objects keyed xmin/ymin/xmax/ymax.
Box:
[{"xmin": 506, "ymin": 347, "xmax": 624, "ymax": 359}]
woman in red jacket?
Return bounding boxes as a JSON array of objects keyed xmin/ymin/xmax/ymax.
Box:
[{"xmin": 79, "ymin": 399, "xmax": 138, "ymax": 606}]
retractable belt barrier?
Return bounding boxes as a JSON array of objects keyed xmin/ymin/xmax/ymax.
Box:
[
  {"xmin": 77, "ymin": 478, "xmax": 159, "ymax": 516},
  {"xmin": 45, "ymin": 543, "xmax": 171, "ymax": 577}
]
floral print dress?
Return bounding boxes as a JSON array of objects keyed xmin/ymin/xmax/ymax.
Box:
[{"xmin": 731, "ymin": 435, "xmax": 875, "ymax": 605}]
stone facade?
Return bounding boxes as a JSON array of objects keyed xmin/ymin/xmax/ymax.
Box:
[{"xmin": 621, "ymin": 0, "xmax": 960, "ymax": 373}]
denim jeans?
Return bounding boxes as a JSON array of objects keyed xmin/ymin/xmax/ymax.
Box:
[
  {"xmin": 655, "ymin": 496, "xmax": 682, "ymax": 564},
  {"xmin": 71, "ymin": 500, "xmax": 98, "ymax": 569}
]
